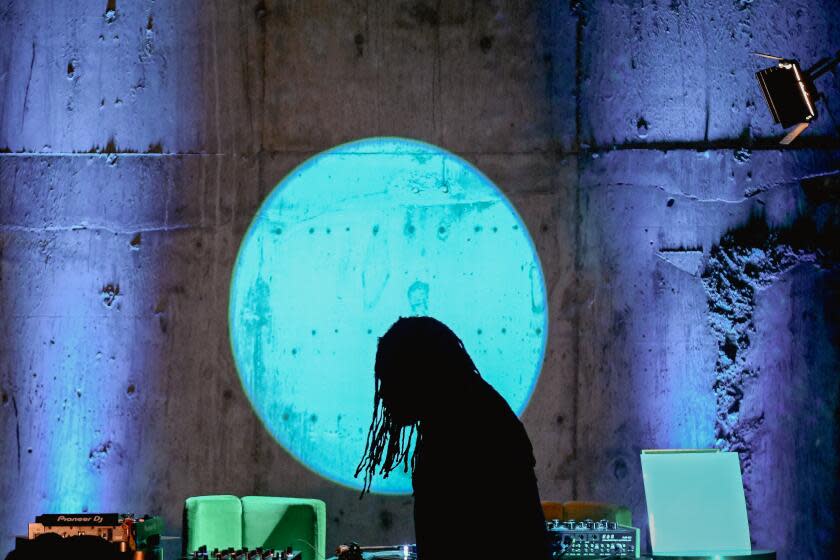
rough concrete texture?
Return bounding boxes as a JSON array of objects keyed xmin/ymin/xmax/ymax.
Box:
[
  {"xmin": 0, "ymin": 1, "xmax": 838, "ymax": 558},
  {"xmin": 581, "ymin": 0, "xmax": 840, "ymax": 146}
]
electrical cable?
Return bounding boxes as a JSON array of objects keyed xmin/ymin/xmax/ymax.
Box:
[{"xmin": 294, "ymin": 538, "xmax": 326, "ymax": 560}]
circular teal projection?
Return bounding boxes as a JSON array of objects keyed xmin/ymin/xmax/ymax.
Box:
[{"xmin": 229, "ymin": 137, "xmax": 547, "ymax": 494}]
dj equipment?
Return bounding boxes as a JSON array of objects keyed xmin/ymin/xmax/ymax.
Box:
[
  {"xmin": 336, "ymin": 543, "xmax": 417, "ymax": 560},
  {"xmin": 26, "ymin": 513, "xmax": 163, "ymax": 557},
  {"xmin": 186, "ymin": 545, "xmax": 302, "ymax": 560},
  {"xmin": 546, "ymin": 519, "xmax": 640, "ymax": 558}
]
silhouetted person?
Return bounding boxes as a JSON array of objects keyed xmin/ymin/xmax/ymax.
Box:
[{"xmin": 356, "ymin": 316, "xmax": 550, "ymax": 559}]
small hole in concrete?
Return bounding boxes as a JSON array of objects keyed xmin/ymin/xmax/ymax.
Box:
[
  {"xmin": 636, "ymin": 117, "xmax": 650, "ymax": 137},
  {"xmin": 101, "ymin": 284, "xmax": 120, "ymax": 307},
  {"xmin": 254, "ymin": 0, "xmax": 267, "ymax": 22},
  {"xmin": 613, "ymin": 457, "xmax": 628, "ymax": 480}
]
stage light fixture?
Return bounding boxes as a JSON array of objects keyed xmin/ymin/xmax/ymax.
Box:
[{"xmin": 754, "ymin": 50, "xmax": 839, "ymax": 145}]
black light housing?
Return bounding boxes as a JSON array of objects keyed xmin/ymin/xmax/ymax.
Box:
[
  {"xmin": 754, "ymin": 51, "xmax": 839, "ymax": 144},
  {"xmin": 755, "ymin": 56, "xmax": 818, "ymax": 144}
]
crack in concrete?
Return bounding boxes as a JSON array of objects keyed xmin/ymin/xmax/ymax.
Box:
[
  {"xmin": 580, "ymin": 181, "xmax": 759, "ymax": 205},
  {"xmin": 745, "ymin": 170, "xmax": 840, "ymax": 197},
  {"xmin": 20, "ymin": 41, "xmax": 35, "ymax": 130},
  {"xmin": 12, "ymin": 395, "xmax": 20, "ymax": 474}
]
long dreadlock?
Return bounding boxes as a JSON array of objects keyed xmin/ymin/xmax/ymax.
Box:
[
  {"xmin": 355, "ymin": 316, "xmax": 480, "ymax": 496},
  {"xmin": 354, "ymin": 374, "xmax": 420, "ymax": 496}
]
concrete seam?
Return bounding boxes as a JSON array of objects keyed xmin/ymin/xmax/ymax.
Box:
[
  {"xmin": 0, "ymin": 224, "xmax": 203, "ymax": 234},
  {"xmin": 570, "ymin": 0, "xmax": 585, "ymax": 495}
]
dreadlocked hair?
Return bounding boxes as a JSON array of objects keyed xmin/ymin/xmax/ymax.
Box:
[
  {"xmin": 355, "ymin": 316, "xmax": 481, "ymax": 497},
  {"xmin": 354, "ymin": 375, "xmax": 420, "ymax": 496}
]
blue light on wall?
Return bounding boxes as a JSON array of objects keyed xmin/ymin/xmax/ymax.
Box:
[{"xmin": 229, "ymin": 137, "xmax": 547, "ymax": 493}]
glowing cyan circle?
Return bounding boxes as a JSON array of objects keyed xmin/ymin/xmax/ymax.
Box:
[{"xmin": 229, "ymin": 137, "xmax": 547, "ymax": 493}]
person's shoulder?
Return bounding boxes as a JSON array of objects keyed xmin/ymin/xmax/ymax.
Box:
[
  {"xmin": 474, "ymin": 378, "xmax": 534, "ymax": 442},
  {"xmin": 476, "ymin": 377, "xmax": 524, "ymax": 421}
]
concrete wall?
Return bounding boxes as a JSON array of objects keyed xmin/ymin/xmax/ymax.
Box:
[{"xmin": 1, "ymin": 1, "xmax": 838, "ymax": 558}]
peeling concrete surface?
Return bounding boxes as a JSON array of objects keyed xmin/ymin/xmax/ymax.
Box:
[
  {"xmin": 700, "ymin": 219, "xmax": 830, "ymax": 512},
  {"xmin": 1, "ymin": 1, "xmax": 839, "ymax": 558},
  {"xmin": 703, "ymin": 231, "xmax": 811, "ymax": 452}
]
